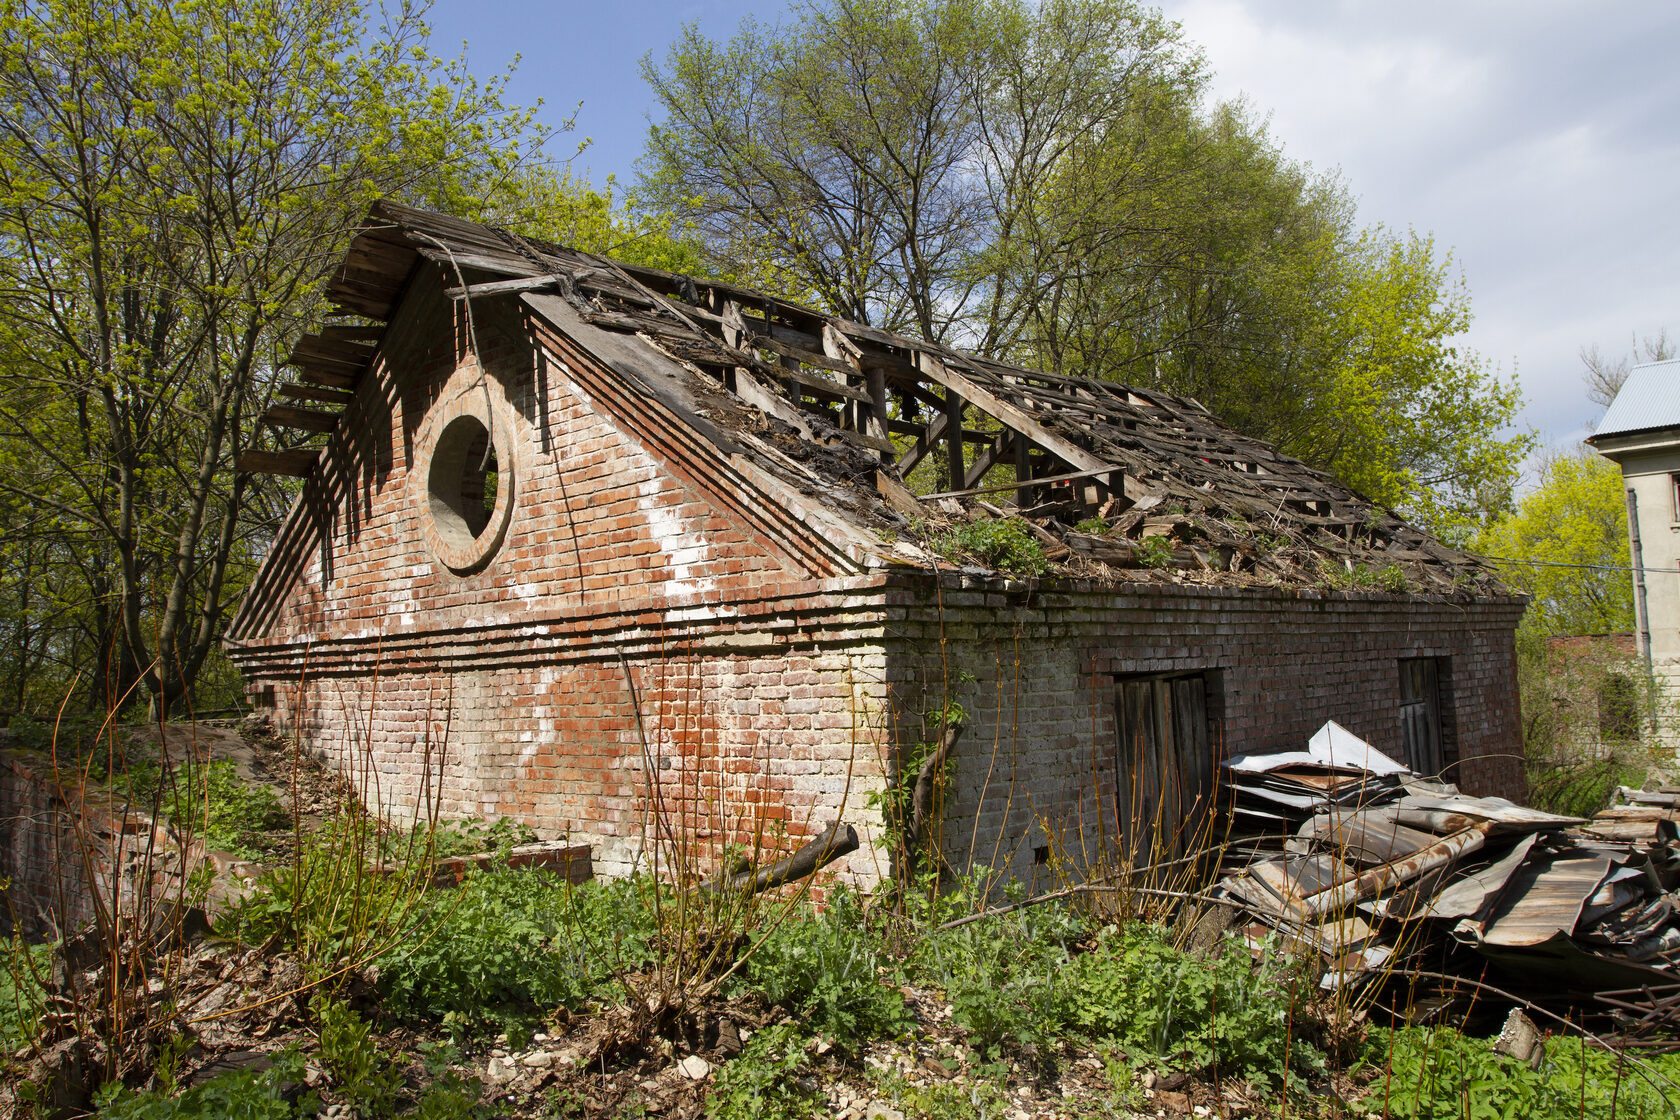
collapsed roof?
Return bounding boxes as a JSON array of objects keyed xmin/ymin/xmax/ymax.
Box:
[
  {"xmin": 242, "ymin": 202, "xmax": 1506, "ymax": 596},
  {"xmin": 1220, "ymin": 724, "xmax": 1680, "ymax": 1032}
]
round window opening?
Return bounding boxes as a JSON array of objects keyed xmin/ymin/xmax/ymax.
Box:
[{"xmin": 424, "ymin": 413, "xmax": 513, "ymax": 572}]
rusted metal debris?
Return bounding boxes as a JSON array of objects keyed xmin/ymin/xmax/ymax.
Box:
[{"xmin": 1216, "ymin": 723, "xmax": 1680, "ymax": 1039}]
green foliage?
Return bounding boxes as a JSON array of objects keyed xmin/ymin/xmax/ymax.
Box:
[
  {"xmin": 375, "ymin": 870, "xmax": 660, "ymax": 1036},
  {"xmin": 1134, "ymin": 535, "xmax": 1174, "ymax": 569},
  {"xmin": 1527, "ymin": 756, "xmax": 1646, "ymax": 819},
  {"xmin": 910, "ymin": 897, "xmax": 1086, "ymax": 1059},
  {"xmin": 1073, "ymin": 516, "xmax": 1110, "ymax": 535},
  {"xmin": 706, "ymin": 1022, "xmax": 822, "ymax": 1120},
  {"xmin": 218, "ymin": 812, "xmax": 432, "ymax": 979},
  {"xmin": 111, "ymin": 759, "xmax": 286, "ymax": 861},
  {"xmin": 734, "ymin": 888, "xmax": 910, "ymax": 1046},
  {"xmin": 424, "ymin": 816, "xmax": 542, "ymax": 860},
  {"xmin": 928, "ymin": 519, "xmax": 1048, "ymax": 575},
  {"xmin": 906, "ymin": 903, "xmax": 1317, "ymax": 1085},
  {"xmin": 641, "ymin": 0, "xmax": 1528, "ymax": 534},
  {"xmin": 1066, "ymin": 927, "xmax": 1321, "ymax": 1087},
  {"xmin": 95, "ymin": 1046, "xmax": 318, "ymax": 1119},
  {"xmin": 315, "ymin": 998, "xmax": 405, "ymax": 1116},
  {"xmin": 0, "ymin": 937, "xmax": 48, "ymax": 1051},
  {"xmin": 1363, "ymin": 1025, "xmax": 1680, "ymax": 1120},
  {"xmin": 1476, "ymin": 448, "xmax": 1633, "ymax": 636},
  {"xmin": 0, "ymin": 0, "xmax": 561, "ymax": 714},
  {"xmin": 869, "ymin": 1065, "xmax": 1011, "ymax": 1120}
]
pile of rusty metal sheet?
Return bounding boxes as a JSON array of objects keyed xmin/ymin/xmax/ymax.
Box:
[{"xmin": 1215, "ymin": 725, "xmax": 1680, "ymax": 1031}]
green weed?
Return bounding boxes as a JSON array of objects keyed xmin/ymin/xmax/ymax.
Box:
[
  {"xmin": 218, "ymin": 811, "xmax": 433, "ymax": 981},
  {"xmin": 1362, "ymin": 1025, "xmax": 1680, "ymax": 1120},
  {"xmin": 870, "ymin": 1065, "xmax": 1011, "ymax": 1119},
  {"xmin": 928, "ymin": 519, "xmax": 1048, "ymax": 575},
  {"xmin": 733, "ymin": 887, "xmax": 910, "ymax": 1047},
  {"xmin": 112, "ymin": 758, "xmax": 286, "ymax": 860},
  {"xmin": 315, "ymin": 998, "xmax": 405, "ymax": 1115},
  {"xmin": 1134, "ymin": 535, "xmax": 1173, "ymax": 569},
  {"xmin": 1067, "ymin": 926, "xmax": 1320, "ymax": 1087},
  {"xmin": 0, "ymin": 937, "xmax": 48, "ymax": 1052},
  {"xmin": 94, "ymin": 1046, "xmax": 319, "ymax": 1119},
  {"xmin": 706, "ymin": 1022, "xmax": 822, "ymax": 1120},
  {"xmin": 911, "ymin": 894, "xmax": 1086, "ymax": 1059},
  {"xmin": 376, "ymin": 870, "xmax": 660, "ymax": 1037}
]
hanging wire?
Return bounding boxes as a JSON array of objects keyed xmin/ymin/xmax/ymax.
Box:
[{"xmin": 1481, "ymin": 555, "xmax": 1680, "ymax": 575}]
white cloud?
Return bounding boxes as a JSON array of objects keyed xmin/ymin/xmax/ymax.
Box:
[{"xmin": 1160, "ymin": 0, "xmax": 1680, "ymax": 448}]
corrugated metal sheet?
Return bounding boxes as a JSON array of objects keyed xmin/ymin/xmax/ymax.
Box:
[{"xmin": 1594, "ymin": 359, "xmax": 1680, "ymax": 439}]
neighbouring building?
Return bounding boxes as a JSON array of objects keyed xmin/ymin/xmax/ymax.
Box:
[
  {"xmin": 224, "ymin": 203, "xmax": 1527, "ymax": 888},
  {"xmin": 1587, "ymin": 359, "xmax": 1680, "ymax": 759}
]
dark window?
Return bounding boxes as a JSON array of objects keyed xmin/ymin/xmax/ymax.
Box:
[
  {"xmin": 1599, "ymin": 673, "xmax": 1640, "ymax": 741},
  {"xmin": 1114, "ymin": 671, "xmax": 1221, "ymax": 864},
  {"xmin": 1398, "ymin": 658, "xmax": 1447, "ymax": 775}
]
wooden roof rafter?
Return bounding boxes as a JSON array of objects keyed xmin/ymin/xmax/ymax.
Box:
[{"xmin": 243, "ymin": 201, "xmax": 1505, "ymax": 589}]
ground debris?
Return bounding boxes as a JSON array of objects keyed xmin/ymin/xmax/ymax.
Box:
[{"xmin": 1217, "ymin": 720, "xmax": 1680, "ymax": 1040}]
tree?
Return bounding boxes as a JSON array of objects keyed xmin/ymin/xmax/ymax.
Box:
[
  {"xmin": 0, "ymin": 0, "xmax": 553, "ymax": 715},
  {"xmin": 1582, "ymin": 329, "xmax": 1675, "ymax": 411},
  {"xmin": 639, "ymin": 0, "xmax": 1528, "ymax": 536},
  {"xmin": 1474, "ymin": 448, "xmax": 1632, "ymax": 637}
]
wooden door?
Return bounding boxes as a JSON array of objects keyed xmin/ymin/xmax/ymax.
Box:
[
  {"xmin": 1398, "ymin": 658, "xmax": 1444, "ymax": 775},
  {"xmin": 1115, "ymin": 674, "xmax": 1212, "ymax": 865}
]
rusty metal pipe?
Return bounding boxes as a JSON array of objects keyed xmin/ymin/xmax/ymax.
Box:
[{"xmin": 1299, "ymin": 820, "xmax": 1496, "ymax": 918}]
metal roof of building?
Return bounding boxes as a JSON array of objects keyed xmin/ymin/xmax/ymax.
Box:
[{"xmin": 1594, "ymin": 359, "xmax": 1680, "ymax": 440}]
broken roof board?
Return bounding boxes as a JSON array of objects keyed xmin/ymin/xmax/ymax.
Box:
[
  {"xmin": 247, "ymin": 202, "xmax": 1511, "ymax": 596},
  {"xmin": 1226, "ymin": 720, "xmax": 1409, "ymax": 776}
]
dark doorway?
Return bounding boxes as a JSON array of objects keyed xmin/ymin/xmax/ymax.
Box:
[
  {"xmin": 1398, "ymin": 658, "xmax": 1446, "ymax": 775},
  {"xmin": 1114, "ymin": 672, "xmax": 1219, "ymax": 865}
]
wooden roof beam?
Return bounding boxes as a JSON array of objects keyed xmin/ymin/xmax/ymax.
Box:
[
  {"xmin": 264, "ymin": 404, "xmax": 339, "ymax": 433},
  {"xmin": 278, "ymin": 384, "xmax": 354, "ymax": 407},
  {"xmin": 236, "ymin": 449, "xmax": 317, "ymax": 477}
]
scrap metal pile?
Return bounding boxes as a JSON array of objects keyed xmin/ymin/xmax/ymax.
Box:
[{"xmin": 1214, "ymin": 723, "xmax": 1680, "ymax": 1038}]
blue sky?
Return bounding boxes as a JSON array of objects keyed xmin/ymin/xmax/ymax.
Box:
[
  {"xmin": 425, "ymin": 1, "xmax": 762, "ymax": 187},
  {"xmin": 425, "ymin": 0, "xmax": 1680, "ymax": 463}
]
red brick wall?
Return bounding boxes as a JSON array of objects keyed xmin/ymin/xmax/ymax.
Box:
[
  {"xmin": 230, "ymin": 269, "xmax": 894, "ymax": 883},
  {"xmin": 881, "ymin": 573, "xmax": 1527, "ymax": 885},
  {"xmin": 0, "ymin": 750, "xmax": 183, "ymax": 936},
  {"xmin": 229, "ymin": 268, "xmax": 1526, "ymax": 893}
]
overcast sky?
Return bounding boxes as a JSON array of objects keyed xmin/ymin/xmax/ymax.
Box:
[{"xmin": 426, "ymin": 0, "xmax": 1680, "ymax": 460}]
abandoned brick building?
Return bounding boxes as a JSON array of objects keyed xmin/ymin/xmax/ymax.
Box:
[{"xmin": 225, "ymin": 203, "xmax": 1526, "ymax": 887}]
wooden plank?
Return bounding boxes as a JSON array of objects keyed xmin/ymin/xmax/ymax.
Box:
[
  {"xmin": 916, "ymin": 351, "xmax": 1112, "ymax": 476},
  {"xmin": 319, "ymin": 325, "xmax": 384, "ymax": 344},
  {"xmin": 750, "ymin": 328, "xmax": 859, "ymax": 377},
  {"xmin": 291, "ymin": 336, "xmax": 376, "ymax": 369},
  {"xmin": 963, "ymin": 428, "xmax": 1022, "ymax": 491},
  {"xmin": 443, "ymin": 274, "xmax": 561, "ymax": 300},
  {"xmin": 768, "ymin": 357, "xmax": 870, "ymax": 403},
  {"xmin": 918, "ymin": 465, "xmax": 1122, "ymax": 501},
  {"xmin": 295, "ymin": 364, "xmax": 357, "ymax": 390},
  {"xmin": 236, "ymin": 449, "xmax": 316, "ymax": 477},
  {"xmin": 264, "ymin": 404, "xmax": 339, "ymax": 433},
  {"xmin": 832, "ymin": 426, "xmax": 897, "ymax": 455},
  {"xmin": 895, "ymin": 408, "xmax": 949, "ymax": 475},
  {"xmin": 278, "ymin": 383, "xmax": 354, "ymax": 407},
  {"xmin": 886, "ymin": 419, "xmax": 995, "ymax": 444},
  {"xmin": 944, "ymin": 383, "xmax": 965, "ymax": 491}
]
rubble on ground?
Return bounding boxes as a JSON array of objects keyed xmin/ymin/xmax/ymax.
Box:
[{"xmin": 1215, "ymin": 721, "xmax": 1680, "ymax": 1043}]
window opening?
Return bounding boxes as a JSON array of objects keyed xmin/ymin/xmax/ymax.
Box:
[{"xmin": 1598, "ymin": 672, "xmax": 1640, "ymax": 743}]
